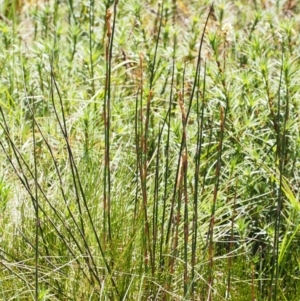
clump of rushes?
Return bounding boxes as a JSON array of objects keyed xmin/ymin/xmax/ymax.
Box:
[{"xmin": 1, "ymin": 0, "xmax": 300, "ymax": 300}]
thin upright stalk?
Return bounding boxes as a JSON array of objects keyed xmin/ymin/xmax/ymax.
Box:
[
  {"xmin": 207, "ymin": 17, "xmax": 229, "ymax": 299},
  {"xmin": 149, "ymin": 1, "xmax": 164, "ymax": 90},
  {"xmin": 226, "ymin": 178, "xmax": 238, "ymax": 298},
  {"xmin": 89, "ymin": 0, "xmax": 95, "ymax": 96},
  {"xmin": 207, "ymin": 106, "xmax": 226, "ymax": 301},
  {"xmin": 152, "ymin": 123, "xmax": 162, "ymax": 276},
  {"xmin": 141, "ymin": 89, "xmax": 153, "ymax": 270},
  {"xmin": 159, "ymin": 32, "xmax": 177, "ymax": 272},
  {"xmin": 191, "ymin": 61, "xmax": 207, "ymax": 298},
  {"xmin": 103, "ymin": 1, "xmax": 118, "ymax": 243},
  {"xmin": 178, "ymin": 89, "xmax": 189, "ymax": 297},
  {"xmin": 32, "ymin": 100, "xmax": 39, "ymax": 301},
  {"xmin": 134, "ymin": 88, "xmax": 141, "ymax": 220},
  {"xmin": 269, "ymin": 46, "xmax": 286, "ymax": 301},
  {"xmin": 19, "ymin": 58, "xmax": 40, "ymax": 300}
]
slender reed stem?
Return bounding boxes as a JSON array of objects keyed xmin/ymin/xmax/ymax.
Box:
[
  {"xmin": 141, "ymin": 89, "xmax": 153, "ymax": 270},
  {"xmin": 207, "ymin": 18, "xmax": 229, "ymax": 299},
  {"xmin": 192, "ymin": 61, "xmax": 207, "ymax": 298},
  {"xmin": 152, "ymin": 123, "xmax": 162, "ymax": 276},
  {"xmin": 103, "ymin": 1, "xmax": 118, "ymax": 243},
  {"xmin": 89, "ymin": 0, "xmax": 95, "ymax": 96},
  {"xmin": 270, "ymin": 46, "xmax": 286, "ymax": 301},
  {"xmin": 32, "ymin": 101, "xmax": 39, "ymax": 301},
  {"xmin": 179, "ymin": 90, "xmax": 189, "ymax": 297},
  {"xmin": 149, "ymin": 1, "xmax": 164, "ymax": 90},
  {"xmin": 226, "ymin": 178, "xmax": 237, "ymax": 298},
  {"xmin": 159, "ymin": 32, "xmax": 177, "ymax": 272}
]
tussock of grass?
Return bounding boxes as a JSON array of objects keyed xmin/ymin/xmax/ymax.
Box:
[{"xmin": 1, "ymin": 0, "xmax": 300, "ymax": 300}]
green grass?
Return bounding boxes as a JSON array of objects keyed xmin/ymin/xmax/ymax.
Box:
[{"xmin": 1, "ymin": 0, "xmax": 300, "ymax": 300}]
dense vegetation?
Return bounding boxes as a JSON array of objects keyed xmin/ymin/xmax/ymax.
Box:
[{"xmin": 1, "ymin": 0, "xmax": 300, "ymax": 300}]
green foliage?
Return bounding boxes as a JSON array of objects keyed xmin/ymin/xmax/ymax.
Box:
[{"xmin": 0, "ymin": 0, "xmax": 300, "ymax": 300}]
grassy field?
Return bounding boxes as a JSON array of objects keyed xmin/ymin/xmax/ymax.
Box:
[{"xmin": 0, "ymin": 0, "xmax": 300, "ymax": 300}]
